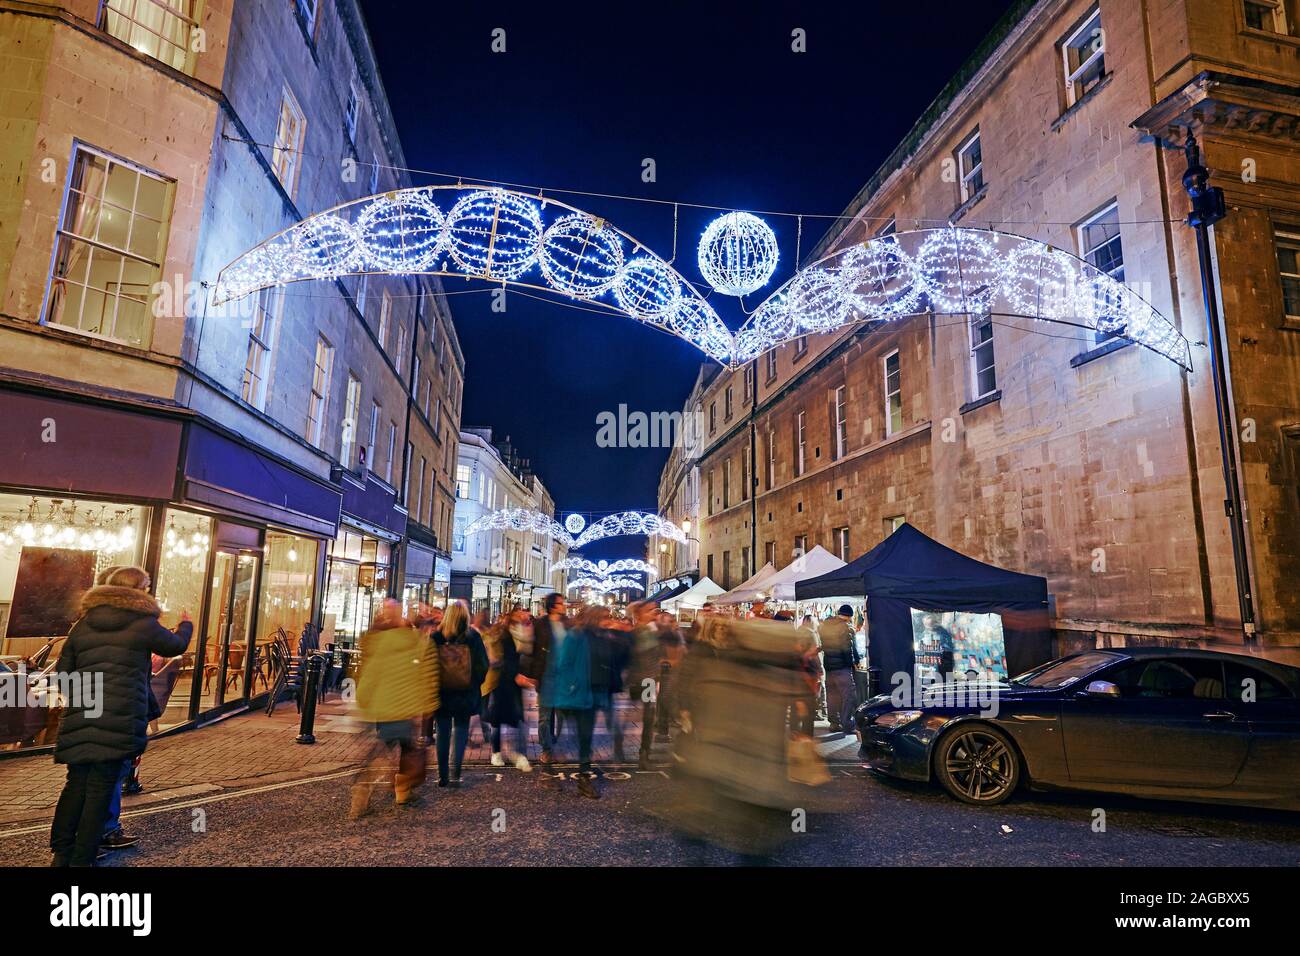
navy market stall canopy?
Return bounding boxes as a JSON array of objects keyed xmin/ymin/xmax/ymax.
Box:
[{"xmin": 796, "ymin": 523, "xmax": 1052, "ymax": 684}]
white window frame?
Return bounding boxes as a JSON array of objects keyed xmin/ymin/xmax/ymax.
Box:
[
  {"xmin": 366, "ymin": 400, "xmax": 380, "ymax": 472},
  {"xmin": 883, "ymin": 351, "xmax": 902, "ymax": 437},
  {"xmin": 102, "ymin": 0, "xmax": 201, "ymax": 75},
  {"xmin": 767, "ymin": 428, "xmax": 776, "ymax": 489},
  {"xmin": 795, "ymin": 410, "xmax": 806, "ymax": 477},
  {"xmin": 1061, "ymin": 8, "xmax": 1106, "ymax": 107},
  {"xmin": 957, "ymin": 129, "xmax": 984, "ymax": 202},
  {"xmin": 271, "ymin": 87, "xmax": 306, "ymax": 197},
  {"xmin": 1243, "ymin": 0, "xmax": 1291, "ymax": 33},
  {"xmin": 345, "ymin": 80, "xmax": 359, "ymax": 144},
  {"xmin": 241, "ymin": 288, "xmax": 278, "ymax": 410},
  {"xmin": 456, "ymin": 464, "xmax": 472, "ymax": 498},
  {"xmin": 1275, "ymin": 229, "xmax": 1300, "ymax": 326},
  {"xmin": 833, "ymin": 526, "xmax": 851, "ymax": 562},
  {"xmin": 44, "ymin": 142, "xmax": 173, "ymax": 348},
  {"xmin": 1078, "ymin": 201, "xmax": 1126, "ymax": 342},
  {"xmin": 377, "ymin": 291, "xmax": 391, "ymax": 351},
  {"xmin": 306, "ymin": 336, "xmax": 333, "ymax": 448},
  {"xmin": 340, "ymin": 374, "xmax": 361, "ymax": 466},
  {"xmin": 969, "ymin": 309, "xmax": 997, "ymax": 400},
  {"xmin": 765, "ymin": 349, "xmax": 777, "ymax": 381},
  {"xmin": 385, "ymin": 421, "xmax": 396, "ymax": 484},
  {"xmin": 834, "ymin": 384, "xmax": 848, "ymax": 456}
]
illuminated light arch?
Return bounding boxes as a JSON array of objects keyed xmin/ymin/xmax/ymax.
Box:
[
  {"xmin": 461, "ymin": 509, "xmax": 687, "ymax": 550},
  {"xmin": 572, "ymin": 511, "xmax": 687, "ymax": 549},
  {"xmin": 213, "ymin": 190, "xmax": 1191, "ymax": 371},
  {"xmin": 463, "ymin": 508, "xmax": 574, "ymax": 548},
  {"xmin": 567, "ymin": 576, "xmax": 645, "ymax": 594},
  {"xmin": 211, "ymin": 185, "xmax": 736, "ymax": 365},
  {"xmin": 734, "ymin": 227, "xmax": 1192, "ymax": 370},
  {"xmin": 555, "ymin": 557, "xmax": 658, "ymax": 576}
]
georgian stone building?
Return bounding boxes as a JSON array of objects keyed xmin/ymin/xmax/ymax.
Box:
[
  {"xmin": 0, "ymin": 0, "xmax": 463, "ymax": 739},
  {"xmin": 674, "ymin": 0, "xmax": 1300, "ymax": 652}
]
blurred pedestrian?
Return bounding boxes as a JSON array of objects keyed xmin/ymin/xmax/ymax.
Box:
[
  {"xmin": 433, "ymin": 601, "xmax": 488, "ymax": 787},
  {"xmin": 525, "ymin": 593, "xmax": 599, "ymax": 798},
  {"xmin": 627, "ymin": 601, "xmax": 662, "ymax": 770},
  {"xmin": 819, "ymin": 604, "xmax": 861, "ymax": 733},
  {"xmin": 351, "ymin": 600, "xmax": 438, "ymax": 818},
  {"xmin": 481, "ymin": 609, "xmax": 531, "ymax": 771},
  {"xmin": 584, "ymin": 606, "xmax": 630, "ymax": 764},
  {"xmin": 49, "ymin": 566, "xmax": 190, "ymax": 866}
]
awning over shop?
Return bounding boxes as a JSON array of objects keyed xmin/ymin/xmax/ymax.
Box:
[
  {"xmin": 338, "ymin": 469, "xmax": 407, "ymax": 539},
  {"xmin": 713, "ymin": 562, "xmax": 777, "ymax": 605},
  {"xmin": 661, "ymin": 576, "xmax": 725, "ymax": 612},
  {"xmin": 795, "ymin": 523, "xmax": 1052, "ymax": 681},
  {"xmin": 183, "ymin": 424, "xmax": 340, "ymax": 537}
]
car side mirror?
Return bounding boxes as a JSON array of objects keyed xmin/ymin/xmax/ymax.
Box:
[{"xmin": 1082, "ymin": 680, "xmax": 1121, "ymax": 698}]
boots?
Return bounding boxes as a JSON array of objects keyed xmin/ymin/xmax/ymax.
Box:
[{"xmin": 393, "ymin": 772, "xmax": 419, "ymax": 806}]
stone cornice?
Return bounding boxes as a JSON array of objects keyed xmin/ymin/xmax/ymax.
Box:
[{"xmin": 1131, "ymin": 70, "xmax": 1300, "ymax": 146}]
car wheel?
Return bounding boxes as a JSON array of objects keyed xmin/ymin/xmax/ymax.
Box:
[{"xmin": 934, "ymin": 724, "xmax": 1021, "ymax": 806}]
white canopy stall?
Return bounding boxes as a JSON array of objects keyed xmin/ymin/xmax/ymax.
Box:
[
  {"xmin": 660, "ymin": 576, "xmax": 726, "ymax": 614},
  {"xmin": 758, "ymin": 546, "xmax": 847, "ymax": 602},
  {"xmin": 713, "ymin": 562, "xmax": 778, "ymax": 605}
]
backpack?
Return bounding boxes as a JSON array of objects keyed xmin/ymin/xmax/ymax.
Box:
[{"xmin": 438, "ymin": 638, "xmax": 472, "ymax": 690}]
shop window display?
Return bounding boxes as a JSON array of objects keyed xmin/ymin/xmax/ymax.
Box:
[
  {"xmin": 153, "ymin": 510, "xmax": 212, "ymax": 729},
  {"xmin": 0, "ymin": 493, "xmax": 149, "ymax": 751}
]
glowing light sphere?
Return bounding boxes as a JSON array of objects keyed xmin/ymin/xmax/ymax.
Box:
[
  {"xmin": 697, "ymin": 212, "xmax": 779, "ymax": 296},
  {"xmin": 785, "ymin": 267, "xmax": 849, "ymax": 333},
  {"xmin": 354, "ymin": 191, "xmax": 446, "ymax": 272},
  {"xmin": 564, "ymin": 513, "xmax": 587, "ymax": 534},
  {"xmin": 539, "ymin": 214, "xmax": 624, "ymax": 298},
  {"xmin": 445, "ymin": 189, "xmax": 543, "ymax": 280},
  {"xmin": 835, "ymin": 241, "xmax": 924, "ymax": 319},
  {"xmin": 290, "ymin": 213, "xmax": 361, "ymax": 279},
  {"xmin": 911, "ymin": 229, "xmax": 1002, "ymax": 315},
  {"xmin": 614, "ymin": 256, "xmax": 681, "ymax": 320}
]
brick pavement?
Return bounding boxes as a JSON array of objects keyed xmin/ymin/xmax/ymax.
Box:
[{"xmin": 0, "ymin": 691, "xmax": 861, "ymax": 827}]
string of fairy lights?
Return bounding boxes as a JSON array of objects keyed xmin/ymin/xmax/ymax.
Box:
[
  {"xmin": 462, "ymin": 508, "xmax": 687, "ymax": 551},
  {"xmin": 214, "ymin": 184, "xmax": 1193, "ymax": 371}
]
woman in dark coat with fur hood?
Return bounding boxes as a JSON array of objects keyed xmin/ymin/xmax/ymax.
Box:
[{"xmin": 49, "ymin": 566, "xmax": 191, "ymax": 867}]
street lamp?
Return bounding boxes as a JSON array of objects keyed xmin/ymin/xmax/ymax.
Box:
[{"xmin": 1181, "ymin": 129, "xmax": 1256, "ymax": 642}]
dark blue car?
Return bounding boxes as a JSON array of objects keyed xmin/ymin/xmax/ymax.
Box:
[{"xmin": 855, "ymin": 647, "xmax": 1300, "ymax": 809}]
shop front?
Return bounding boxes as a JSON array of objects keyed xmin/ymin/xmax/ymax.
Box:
[
  {"xmin": 0, "ymin": 386, "xmax": 341, "ymax": 754},
  {"xmin": 322, "ymin": 469, "xmax": 407, "ymax": 647},
  {"xmin": 399, "ymin": 523, "xmax": 449, "ymax": 617}
]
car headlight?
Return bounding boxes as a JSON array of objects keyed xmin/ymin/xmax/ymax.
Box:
[{"xmin": 871, "ymin": 710, "xmax": 924, "ymax": 729}]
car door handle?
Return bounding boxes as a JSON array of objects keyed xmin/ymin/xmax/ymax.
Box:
[{"xmin": 1202, "ymin": 711, "xmax": 1237, "ymax": 721}]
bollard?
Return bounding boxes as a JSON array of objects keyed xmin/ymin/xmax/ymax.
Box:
[{"xmin": 296, "ymin": 653, "xmax": 324, "ymax": 744}]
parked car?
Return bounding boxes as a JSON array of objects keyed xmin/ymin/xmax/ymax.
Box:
[{"xmin": 855, "ymin": 647, "xmax": 1300, "ymax": 810}]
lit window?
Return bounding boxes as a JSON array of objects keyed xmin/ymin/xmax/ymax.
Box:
[
  {"xmin": 340, "ymin": 374, "xmax": 361, "ymax": 466},
  {"xmin": 102, "ymin": 0, "xmax": 200, "ymax": 74},
  {"xmin": 456, "ymin": 464, "xmax": 472, "ymax": 498},
  {"xmin": 271, "ymin": 88, "xmax": 306, "ymax": 197},
  {"xmin": 45, "ymin": 145, "xmax": 173, "ymax": 348},
  {"xmin": 241, "ymin": 289, "xmax": 278, "ymax": 410},
  {"xmin": 1061, "ymin": 8, "xmax": 1105, "ymax": 106},
  {"xmin": 1276, "ymin": 229, "xmax": 1300, "ymax": 327},
  {"xmin": 957, "ymin": 129, "xmax": 984, "ymax": 202},
  {"xmin": 884, "ymin": 352, "xmax": 902, "ymax": 436},
  {"xmin": 1079, "ymin": 202, "xmax": 1125, "ymax": 342},
  {"xmin": 969, "ymin": 309, "xmax": 997, "ymax": 399},
  {"xmin": 306, "ymin": 336, "xmax": 333, "ymax": 448}
]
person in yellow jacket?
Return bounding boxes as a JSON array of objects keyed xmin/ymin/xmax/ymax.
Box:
[{"xmin": 350, "ymin": 600, "xmax": 440, "ymax": 818}]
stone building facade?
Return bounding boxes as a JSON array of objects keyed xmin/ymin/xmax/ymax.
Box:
[
  {"xmin": 451, "ymin": 428, "xmax": 567, "ymax": 618},
  {"xmin": 675, "ymin": 0, "xmax": 1300, "ymax": 652},
  {"xmin": 0, "ymin": 0, "xmax": 463, "ymax": 741}
]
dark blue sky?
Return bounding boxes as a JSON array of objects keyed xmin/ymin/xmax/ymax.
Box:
[{"xmin": 360, "ymin": 0, "xmax": 1017, "ymax": 562}]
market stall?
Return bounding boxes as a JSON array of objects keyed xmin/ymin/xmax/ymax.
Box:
[
  {"xmin": 795, "ymin": 523, "xmax": 1051, "ymax": 688},
  {"xmin": 661, "ymin": 576, "xmax": 725, "ymax": 616},
  {"xmin": 712, "ymin": 562, "xmax": 777, "ymax": 605}
]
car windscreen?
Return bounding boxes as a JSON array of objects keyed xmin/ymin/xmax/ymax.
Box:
[{"xmin": 1009, "ymin": 652, "xmax": 1119, "ymax": 689}]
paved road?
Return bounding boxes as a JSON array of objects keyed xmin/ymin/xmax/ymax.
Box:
[{"xmin": 3, "ymin": 763, "xmax": 1298, "ymax": 867}]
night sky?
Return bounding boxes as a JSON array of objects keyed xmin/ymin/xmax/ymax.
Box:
[{"xmin": 360, "ymin": 0, "xmax": 1017, "ymax": 562}]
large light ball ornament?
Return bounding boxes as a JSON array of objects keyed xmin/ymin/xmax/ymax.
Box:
[
  {"xmin": 614, "ymin": 256, "xmax": 681, "ymax": 319},
  {"xmin": 697, "ymin": 211, "xmax": 780, "ymax": 296},
  {"xmin": 445, "ymin": 189, "xmax": 543, "ymax": 280},
  {"xmin": 539, "ymin": 214, "xmax": 624, "ymax": 298},
  {"xmin": 564, "ymin": 513, "xmax": 587, "ymax": 535},
  {"xmin": 354, "ymin": 191, "xmax": 446, "ymax": 272}
]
